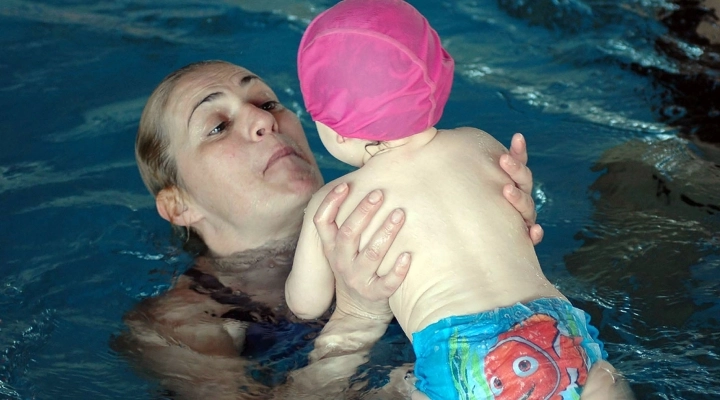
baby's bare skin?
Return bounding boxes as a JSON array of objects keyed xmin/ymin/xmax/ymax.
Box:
[
  {"xmin": 290, "ymin": 127, "xmax": 564, "ymax": 336},
  {"xmin": 288, "ymin": 126, "xmax": 634, "ymax": 399}
]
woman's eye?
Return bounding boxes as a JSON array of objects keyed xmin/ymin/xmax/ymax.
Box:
[
  {"xmin": 261, "ymin": 101, "xmax": 281, "ymax": 111},
  {"xmin": 209, "ymin": 121, "xmax": 228, "ymax": 136}
]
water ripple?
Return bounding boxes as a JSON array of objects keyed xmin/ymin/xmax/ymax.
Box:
[{"xmin": 0, "ymin": 160, "xmax": 138, "ymax": 195}]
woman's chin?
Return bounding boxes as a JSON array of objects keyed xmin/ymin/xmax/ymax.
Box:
[{"xmin": 266, "ymin": 157, "xmax": 323, "ymax": 191}]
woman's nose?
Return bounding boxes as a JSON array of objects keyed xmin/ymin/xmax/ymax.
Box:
[{"xmin": 247, "ymin": 106, "xmax": 279, "ymax": 141}]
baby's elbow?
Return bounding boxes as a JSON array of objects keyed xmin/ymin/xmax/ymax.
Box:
[
  {"xmin": 293, "ymin": 309, "xmax": 323, "ymax": 320},
  {"xmin": 290, "ymin": 304, "xmax": 324, "ymax": 320},
  {"xmin": 286, "ymin": 293, "xmax": 324, "ymax": 320}
]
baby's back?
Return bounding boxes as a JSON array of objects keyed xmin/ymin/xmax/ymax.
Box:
[{"xmin": 331, "ymin": 128, "xmax": 563, "ymax": 337}]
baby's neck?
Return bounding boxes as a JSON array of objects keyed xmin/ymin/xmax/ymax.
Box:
[{"xmin": 362, "ymin": 127, "xmax": 439, "ymax": 164}]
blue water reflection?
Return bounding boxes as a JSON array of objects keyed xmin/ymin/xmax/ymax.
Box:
[{"xmin": 1, "ymin": 0, "xmax": 718, "ymax": 398}]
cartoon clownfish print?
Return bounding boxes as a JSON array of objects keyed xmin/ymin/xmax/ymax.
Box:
[{"xmin": 483, "ymin": 314, "xmax": 589, "ymax": 399}]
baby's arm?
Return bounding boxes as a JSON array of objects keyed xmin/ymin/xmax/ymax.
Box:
[{"xmin": 285, "ymin": 188, "xmax": 336, "ymax": 320}]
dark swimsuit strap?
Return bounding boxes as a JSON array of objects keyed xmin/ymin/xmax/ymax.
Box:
[
  {"xmin": 182, "ymin": 266, "xmax": 280, "ymax": 324},
  {"xmin": 182, "ymin": 265, "xmax": 324, "ymax": 371}
]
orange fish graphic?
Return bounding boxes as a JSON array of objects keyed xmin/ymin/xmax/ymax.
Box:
[{"xmin": 483, "ymin": 314, "xmax": 589, "ymax": 399}]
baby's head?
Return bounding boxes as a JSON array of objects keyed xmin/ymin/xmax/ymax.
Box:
[{"xmin": 298, "ymin": 0, "xmax": 454, "ymax": 150}]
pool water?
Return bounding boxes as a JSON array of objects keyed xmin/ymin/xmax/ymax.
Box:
[{"xmin": 1, "ymin": 0, "xmax": 719, "ymax": 399}]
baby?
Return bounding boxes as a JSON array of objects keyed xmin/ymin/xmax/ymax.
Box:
[{"xmin": 286, "ymin": 0, "xmax": 615, "ymax": 398}]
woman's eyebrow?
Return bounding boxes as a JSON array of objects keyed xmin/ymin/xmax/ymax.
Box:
[
  {"xmin": 188, "ymin": 92, "xmax": 224, "ymax": 128},
  {"xmin": 240, "ymin": 74, "xmax": 260, "ymax": 85},
  {"xmin": 186, "ymin": 74, "xmax": 261, "ymax": 128}
]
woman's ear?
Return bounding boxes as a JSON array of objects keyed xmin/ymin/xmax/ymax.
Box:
[{"xmin": 156, "ymin": 187, "xmax": 202, "ymax": 226}]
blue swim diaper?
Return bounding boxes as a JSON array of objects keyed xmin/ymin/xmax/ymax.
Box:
[{"xmin": 411, "ymin": 298, "xmax": 606, "ymax": 400}]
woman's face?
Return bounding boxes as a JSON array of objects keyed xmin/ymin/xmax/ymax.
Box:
[{"xmin": 164, "ymin": 63, "xmax": 323, "ymax": 252}]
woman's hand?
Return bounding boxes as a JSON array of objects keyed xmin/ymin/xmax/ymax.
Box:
[
  {"xmin": 500, "ymin": 133, "xmax": 544, "ymax": 245},
  {"xmin": 313, "ymin": 183, "xmax": 410, "ymax": 321}
]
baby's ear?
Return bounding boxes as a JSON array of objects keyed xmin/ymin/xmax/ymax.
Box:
[{"xmin": 156, "ymin": 187, "xmax": 202, "ymax": 226}]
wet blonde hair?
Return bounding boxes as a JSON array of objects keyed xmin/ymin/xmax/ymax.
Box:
[{"xmin": 135, "ymin": 60, "xmax": 233, "ymax": 196}]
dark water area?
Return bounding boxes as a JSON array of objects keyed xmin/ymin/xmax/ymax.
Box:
[{"xmin": 1, "ymin": 0, "xmax": 719, "ymax": 399}]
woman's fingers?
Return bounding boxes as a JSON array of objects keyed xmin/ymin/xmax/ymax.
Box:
[
  {"xmin": 359, "ymin": 208, "xmax": 405, "ymax": 266},
  {"xmin": 503, "ymin": 183, "xmax": 537, "ymax": 227},
  {"xmin": 500, "ymin": 153, "xmax": 533, "ymax": 197},
  {"xmin": 313, "ymin": 185, "xmax": 410, "ymax": 309},
  {"xmin": 503, "ymin": 183, "xmax": 543, "ymax": 245},
  {"xmin": 529, "ymin": 224, "xmax": 544, "ymax": 246},
  {"xmin": 371, "ymin": 252, "xmax": 411, "ymax": 298},
  {"xmin": 333, "ymin": 189, "xmax": 385, "ymax": 266},
  {"xmin": 358, "ymin": 208, "xmax": 408, "ymax": 292},
  {"xmin": 500, "ymin": 133, "xmax": 533, "ymax": 196},
  {"xmin": 313, "ymin": 185, "xmax": 411, "ymax": 313},
  {"xmin": 314, "ymin": 185, "xmax": 387, "ymax": 274},
  {"xmin": 509, "ymin": 132, "xmax": 529, "ymax": 165},
  {"xmin": 502, "ymin": 133, "xmax": 544, "ymax": 245},
  {"xmin": 313, "ymin": 183, "xmax": 350, "ymax": 253},
  {"xmin": 351, "ymin": 210, "xmax": 410, "ymax": 306}
]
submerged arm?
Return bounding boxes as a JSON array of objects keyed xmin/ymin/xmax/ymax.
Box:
[{"xmin": 114, "ymin": 287, "xmax": 261, "ymax": 400}]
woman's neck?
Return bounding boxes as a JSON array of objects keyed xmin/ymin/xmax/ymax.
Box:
[
  {"xmin": 190, "ymin": 237, "xmax": 298, "ymax": 308},
  {"xmin": 197, "ymin": 207, "xmax": 304, "ymax": 258},
  {"xmin": 208, "ymin": 237, "xmax": 298, "ymax": 272}
]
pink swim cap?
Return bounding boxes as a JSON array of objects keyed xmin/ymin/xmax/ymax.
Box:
[{"xmin": 297, "ymin": 0, "xmax": 454, "ymax": 141}]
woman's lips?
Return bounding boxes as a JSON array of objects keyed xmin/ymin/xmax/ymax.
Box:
[{"xmin": 264, "ymin": 146, "xmax": 301, "ymax": 172}]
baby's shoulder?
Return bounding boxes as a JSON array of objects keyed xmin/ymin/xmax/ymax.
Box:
[
  {"xmin": 438, "ymin": 126, "xmax": 508, "ymax": 154},
  {"xmin": 306, "ymin": 174, "xmax": 361, "ymax": 215},
  {"xmin": 307, "ymin": 180, "xmax": 340, "ymax": 211}
]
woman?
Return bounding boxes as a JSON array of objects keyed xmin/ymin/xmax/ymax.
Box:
[{"xmin": 115, "ymin": 60, "xmax": 545, "ymax": 399}]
